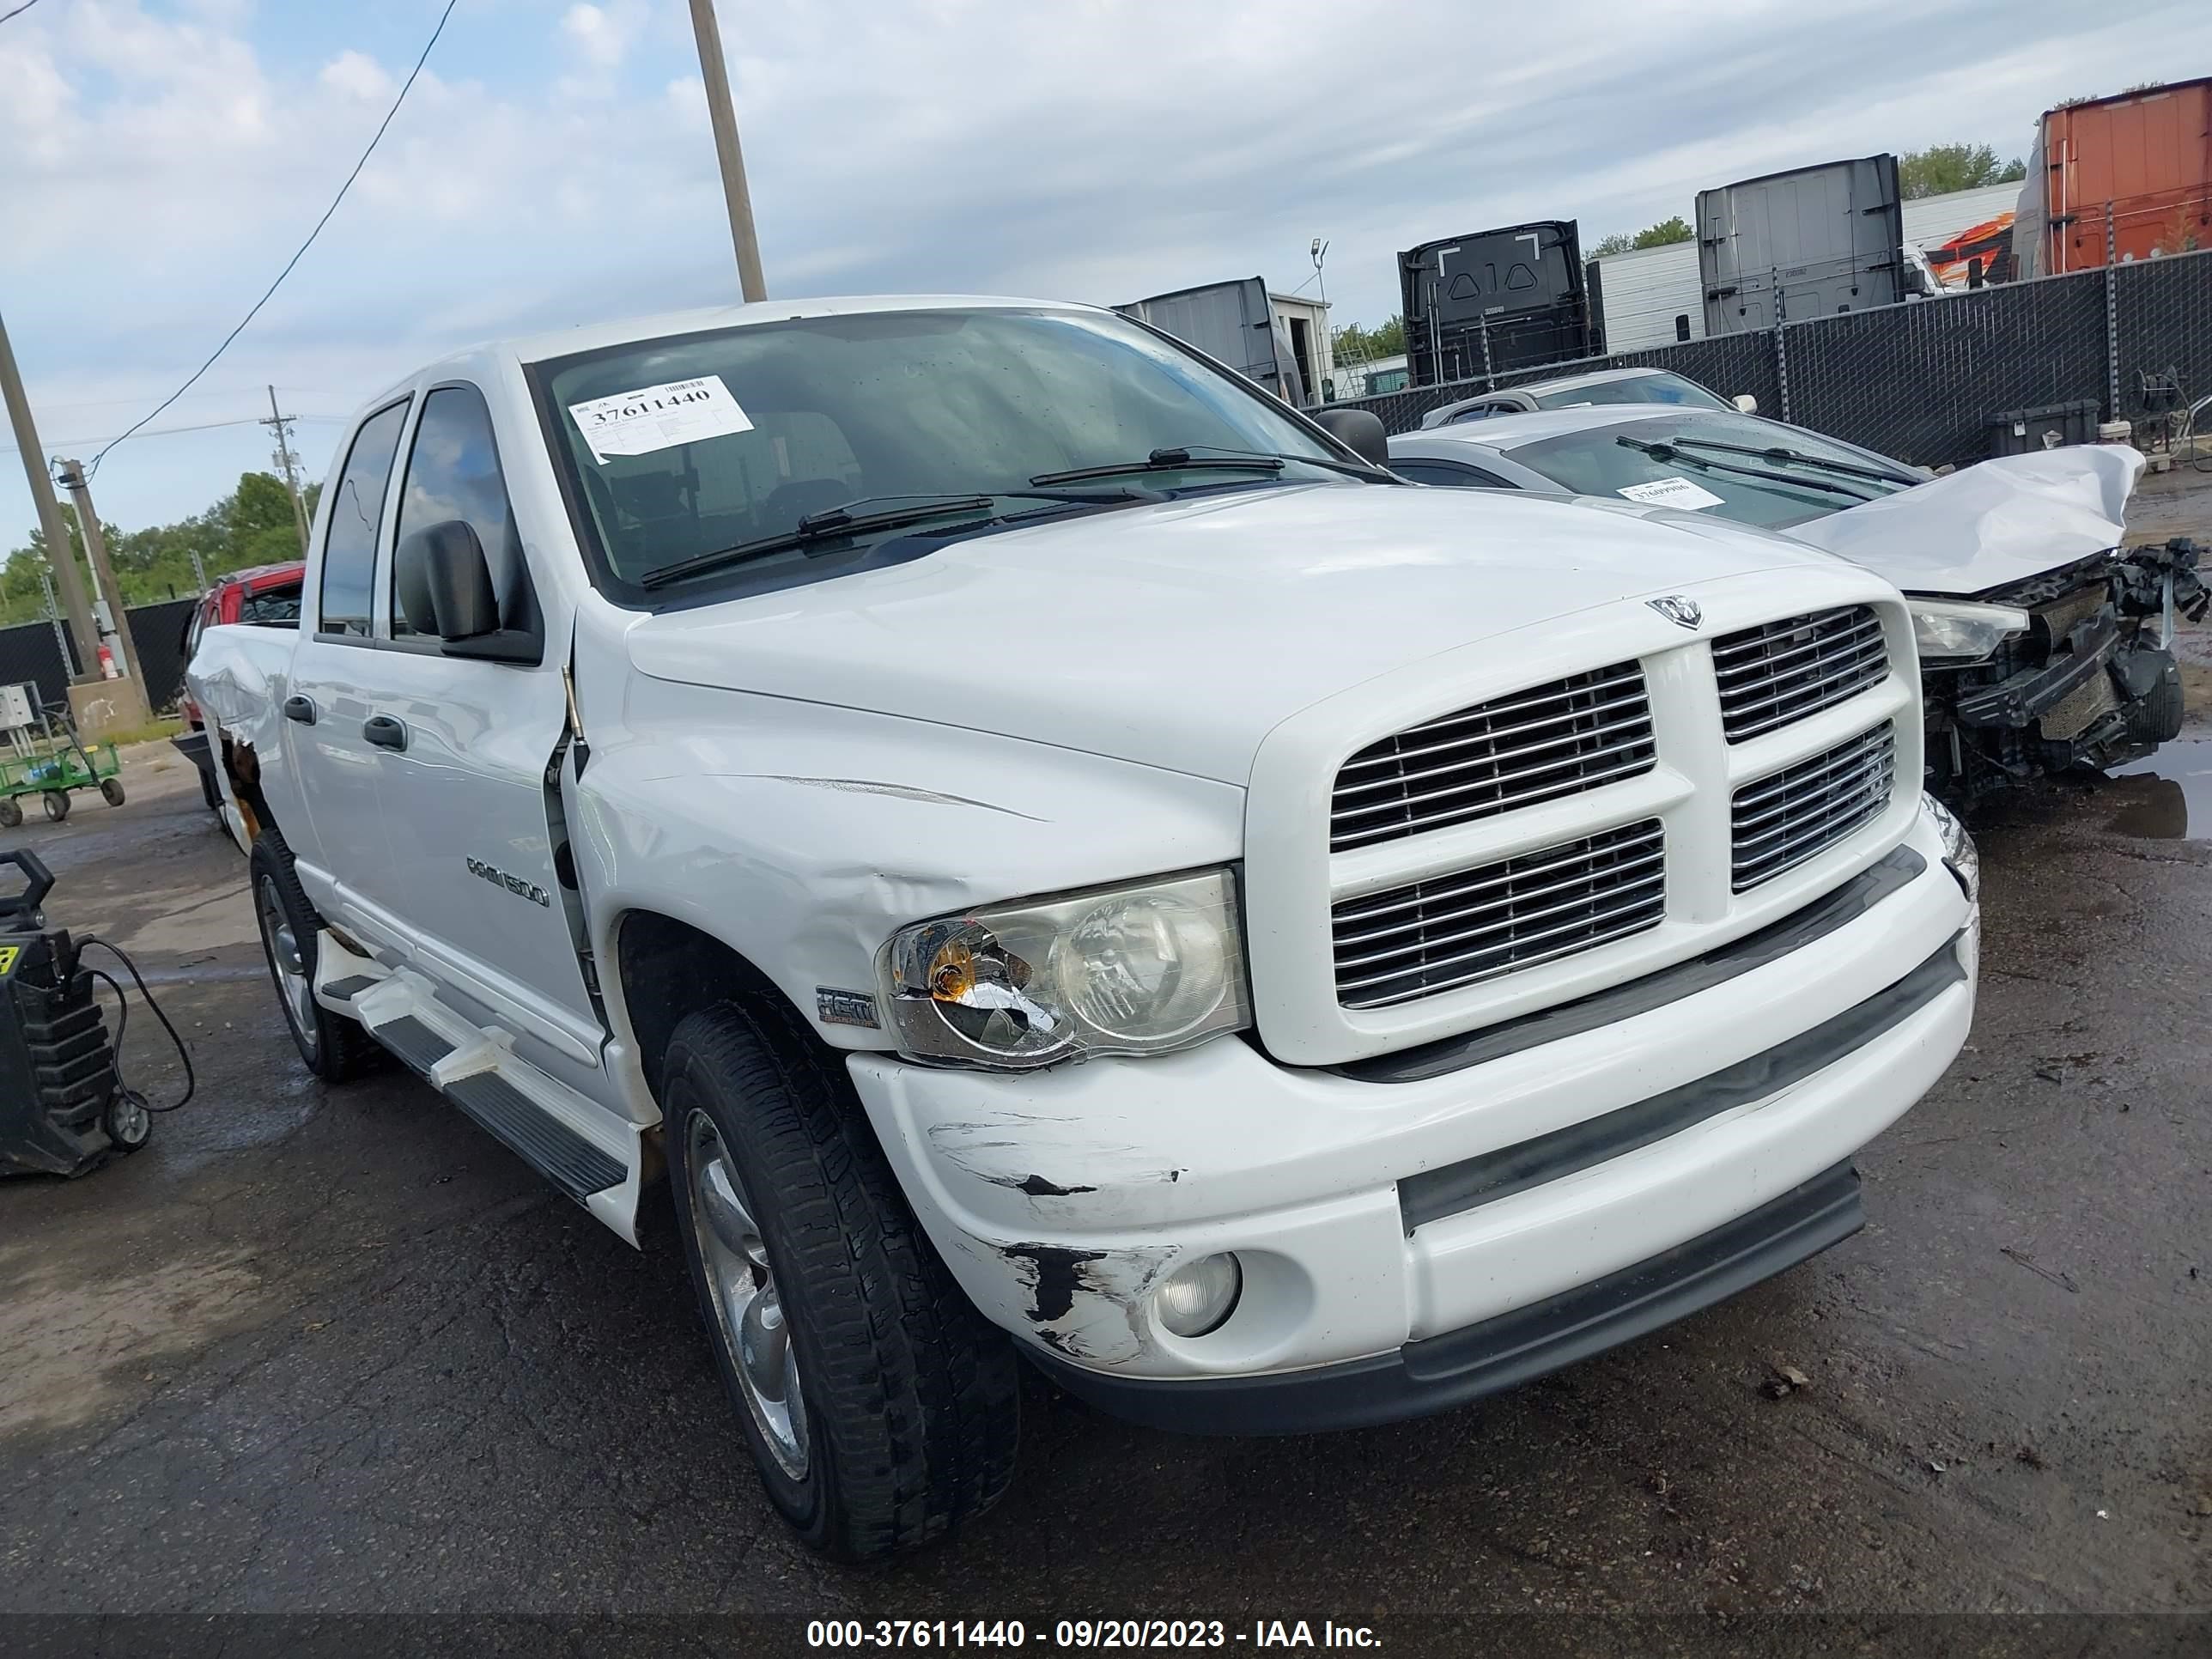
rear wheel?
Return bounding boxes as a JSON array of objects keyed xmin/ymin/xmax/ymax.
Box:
[
  {"xmin": 0, "ymin": 799, "xmax": 19, "ymax": 829},
  {"xmin": 249, "ymin": 832, "xmax": 374, "ymax": 1082},
  {"xmin": 663, "ymin": 1000, "xmax": 1019, "ymax": 1559}
]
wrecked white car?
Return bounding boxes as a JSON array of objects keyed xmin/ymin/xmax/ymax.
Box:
[
  {"xmin": 188, "ymin": 297, "xmax": 1976, "ymax": 1559},
  {"xmin": 1389, "ymin": 409, "xmax": 2203, "ymax": 798}
]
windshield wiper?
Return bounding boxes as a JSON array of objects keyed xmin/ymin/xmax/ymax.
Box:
[
  {"xmin": 1611, "ymin": 435, "xmax": 1877, "ymax": 502},
  {"xmin": 1662, "ymin": 436, "xmax": 1910, "ymax": 489},
  {"xmin": 637, "ymin": 489, "xmax": 1147, "ymax": 590},
  {"xmin": 1030, "ymin": 444, "xmax": 1396, "ymax": 488},
  {"xmin": 1030, "ymin": 447, "xmax": 1285, "ymax": 487}
]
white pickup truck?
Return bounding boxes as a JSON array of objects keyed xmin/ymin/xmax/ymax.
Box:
[{"xmin": 189, "ymin": 296, "xmax": 1979, "ymax": 1560}]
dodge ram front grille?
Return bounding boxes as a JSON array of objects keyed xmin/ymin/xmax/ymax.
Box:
[
  {"xmin": 1731, "ymin": 723, "xmax": 1894, "ymax": 890},
  {"xmin": 1330, "ymin": 663, "xmax": 1656, "ymax": 851},
  {"xmin": 1712, "ymin": 606, "xmax": 1887, "ymax": 741},
  {"xmin": 1334, "ymin": 819, "xmax": 1667, "ymax": 1009}
]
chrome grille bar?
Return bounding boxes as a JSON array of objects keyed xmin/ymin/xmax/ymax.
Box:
[
  {"xmin": 1730, "ymin": 723, "xmax": 1894, "ymax": 890},
  {"xmin": 1713, "ymin": 607, "xmax": 1887, "ymax": 741},
  {"xmin": 1334, "ymin": 819, "xmax": 1667, "ymax": 1008},
  {"xmin": 1331, "ymin": 664, "xmax": 1656, "ymax": 851}
]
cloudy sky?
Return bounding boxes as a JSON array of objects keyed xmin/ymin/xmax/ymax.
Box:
[{"xmin": 3, "ymin": 0, "xmax": 2208, "ymax": 551}]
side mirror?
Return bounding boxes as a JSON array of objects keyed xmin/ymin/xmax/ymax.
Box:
[
  {"xmin": 394, "ymin": 520, "xmax": 542, "ymax": 664},
  {"xmin": 1310, "ymin": 407, "xmax": 1390, "ymax": 467},
  {"xmin": 1732, "ymin": 394, "xmax": 1759, "ymax": 416}
]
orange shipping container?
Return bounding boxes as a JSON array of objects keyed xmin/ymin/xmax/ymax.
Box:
[{"xmin": 2034, "ymin": 78, "xmax": 2212, "ymax": 273}]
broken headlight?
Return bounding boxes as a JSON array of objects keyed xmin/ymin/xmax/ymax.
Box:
[
  {"xmin": 1909, "ymin": 599, "xmax": 2029, "ymax": 665},
  {"xmin": 1921, "ymin": 793, "xmax": 1979, "ymax": 905},
  {"xmin": 879, "ymin": 870, "xmax": 1251, "ymax": 1069}
]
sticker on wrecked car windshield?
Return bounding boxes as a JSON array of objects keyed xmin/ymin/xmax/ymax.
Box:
[
  {"xmin": 1618, "ymin": 476, "xmax": 1725, "ymax": 511},
  {"xmin": 567, "ymin": 376, "xmax": 753, "ymax": 462}
]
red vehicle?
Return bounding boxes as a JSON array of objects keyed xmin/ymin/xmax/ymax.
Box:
[{"xmin": 173, "ymin": 562, "xmax": 304, "ymax": 811}]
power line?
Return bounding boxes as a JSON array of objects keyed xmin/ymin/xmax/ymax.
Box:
[
  {"xmin": 2, "ymin": 413, "xmax": 345, "ymax": 459},
  {"xmin": 0, "ymin": 0, "xmax": 47, "ymax": 27},
  {"xmin": 86, "ymin": 0, "xmax": 458, "ymax": 480}
]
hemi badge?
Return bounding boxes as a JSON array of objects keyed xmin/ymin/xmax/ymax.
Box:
[{"xmin": 816, "ymin": 988, "xmax": 881, "ymax": 1029}]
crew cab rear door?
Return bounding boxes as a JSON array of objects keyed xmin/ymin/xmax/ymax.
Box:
[{"xmin": 351, "ymin": 380, "xmax": 605, "ymax": 1091}]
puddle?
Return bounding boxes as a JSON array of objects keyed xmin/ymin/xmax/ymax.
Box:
[{"xmin": 2104, "ymin": 738, "xmax": 2212, "ymax": 840}]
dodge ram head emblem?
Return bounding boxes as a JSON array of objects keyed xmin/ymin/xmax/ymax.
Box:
[{"xmin": 1647, "ymin": 595, "xmax": 1703, "ymax": 629}]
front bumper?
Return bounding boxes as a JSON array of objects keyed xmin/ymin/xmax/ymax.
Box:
[
  {"xmin": 1027, "ymin": 1160, "xmax": 1865, "ymax": 1434},
  {"xmin": 169, "ymin": 726, "xmax": 215, "ymax": 778},
  {"xmin": 848, "ymin": 809, "xmax": 1974, "ymax": 1426}
]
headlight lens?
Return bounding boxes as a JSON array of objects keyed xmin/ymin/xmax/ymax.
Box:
[
  {"xmin": 1910, "ymin": 599, "xmax": 2029, "ymax": 665},
  {"xmin": 880, "ymin": 870, "xmax": 1250, "ymax": 1068},
  {"xmin": 1921, "ymin": 793, "xmax": 1978, "ymax": 904}
]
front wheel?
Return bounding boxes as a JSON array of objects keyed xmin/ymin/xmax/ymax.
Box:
[
  {"xmin": 663, "ymin": 1000, "xmax": 1019, "ymax": 1560},
  {"xmin": 42, "ymin": 791, "xmax": 69, "ymax": 823},
  {"xmin": 0, "ymin": 799, "xmax": 19, "ymax": 830},
  {"xmin": 249, "ymin": 833, "xmax": 374, "ymax": 1083},
  {"xmin": 100, "ymin": 777, "xmax": 125, "ymax": 807}
]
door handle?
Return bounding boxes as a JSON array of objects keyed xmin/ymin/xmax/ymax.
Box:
[
  {"xmin": 282, "ymin": 695, "xmax": 316, "ymax": 725},
  {"xmin": 362, "ymin": 714, "xmax": 409, "ymax": 752}
]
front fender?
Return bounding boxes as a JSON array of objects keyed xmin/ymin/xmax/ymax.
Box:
[{"xmin": 571, "ymin": 676, "xmax": 1247, "ymax": 1053}]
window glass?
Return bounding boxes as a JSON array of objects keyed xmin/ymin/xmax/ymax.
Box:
[
  {"xmin": 1391, "ymin": 458, "xmax": 1514, "ymax": 489},
  {"xmin": 319, "ymin": 401, "xmax": 410, "ymax": 636},
  {"xmin": 392, "ymin": 386, "xmax": 518, "ymax": 637},
  {"xmin": 537, "ymin": 307, "xmax": 1354, "ymax": 602},
  {"xmin": 1531, "ymin": 373, "xmax": 1730, "ymax": 411},
  {"xmin": 1508, "ymin": 412, "xmax": 1914, "ymax": 528},
  {"xmin": 240, "ymin": 586, "xmax": 302, "ymax": 625}
]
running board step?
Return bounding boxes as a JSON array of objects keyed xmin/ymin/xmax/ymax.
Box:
[
  {"xmin": 444, "ymin": 1072, "xmax": 624, "ymax": 1200},
  {"xmin": 374, "ymin": 1015, "xmax": 455, "ymax": 1075}
]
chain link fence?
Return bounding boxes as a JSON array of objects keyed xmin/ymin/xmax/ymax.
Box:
[
  {"xmin": 1333, "ymin": 246, "xmax": 2212, "ymax": 470},
  {"xmin": 0, "ymin": 596, "xmax": 199, "ymax": 717}
]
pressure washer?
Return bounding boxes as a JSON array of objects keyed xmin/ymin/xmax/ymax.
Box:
[{"xmin": 0, "ymin": 848, "xmax": 193, "ymax": 1178}]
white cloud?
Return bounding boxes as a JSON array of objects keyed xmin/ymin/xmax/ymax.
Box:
[{"xmin": 320, "ymin": 50, "xmax": 395, "ymax": 104}]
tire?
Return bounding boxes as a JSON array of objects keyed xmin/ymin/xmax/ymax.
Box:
[
  {"xmin": 42, "ymin": 791, "xmax": 70, "ymax": 823},
  {"xmin": 0, "ymin": 799, "xmax": 18, "ymax": 829},
  {"xmin": 2130, "ymin": 661, "xmax": 2186, "ymax": 747},
  {"xmin": 100, "ymin": 777, "xmax": 125, "ymax": 807},
  {"xmin": 663, "ymin": 1000, "xmax": 1019, "ymax": 1560},
  {"xmin": 103, "ymin": 1092, "xmax": 151, "ymax": 1154},
  {"xmin": 248, "ymin": 831, "xmax": 374, "ymax": 1083}
]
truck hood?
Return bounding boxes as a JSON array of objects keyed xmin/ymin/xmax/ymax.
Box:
[
  {"xmin": 1785, "ymin": 446, "xmax": 2143, "ymax": 597},
  {"xmin": 626, "ymin": 483, "xmax": 1844, "ymax": 783}
]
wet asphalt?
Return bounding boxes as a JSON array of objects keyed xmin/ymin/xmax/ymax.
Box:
[{"xmin": 2, "ymin": 488, "xmax": 2209, "ymax": 1644}]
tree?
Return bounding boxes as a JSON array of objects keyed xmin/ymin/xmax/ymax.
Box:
[
  {"xmin": 1899, "ymin": 143, "xmax": 2027, "ymax": 199},
  {"xmin": 1, "ymin": 468, "xmax": 319, "ymax": 625},
  {"xmin": 1590, "ymin": 216, "xmax": 1695, "ymax": 258},
  {"xmin": 1334, "ymin": 314, "xmax": 1405, "ymax": 360}
]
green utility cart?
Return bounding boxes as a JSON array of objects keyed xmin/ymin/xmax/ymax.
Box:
[{"xmin": 0, "ymin": 714, "xmax": 125, "ymax": 829}]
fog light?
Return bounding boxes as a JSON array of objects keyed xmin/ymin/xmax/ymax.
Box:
[{"xmin": 1154, "ymin": 1253, "xmax": 1242, "ymax": 1338}]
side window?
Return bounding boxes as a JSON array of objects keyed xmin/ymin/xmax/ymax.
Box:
[
  {"xmin": 319, "ymin": 401, "xmax": 410, "ymax": 637},
  {"xmin": 1391, "ymin": 458, "xmax": 1514, "ymax": 489},
  {"xmin": 390, "ymin": 385, "xmax": 517, "ymax": 638}
]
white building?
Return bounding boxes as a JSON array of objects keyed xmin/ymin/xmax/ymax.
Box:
[{"xmin": 1591, "ymin": 182, "xmax": 2025, "ymax": 351}]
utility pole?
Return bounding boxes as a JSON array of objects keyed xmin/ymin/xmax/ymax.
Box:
[
  {"xmin": 261, "ymin": 384, "xmax": 313, "ymax": 560},
  {"xmin": 0, "ymin": 303, "xmax": 100, "ymax": 684},
  {"xmin": 55, "ymin": 459, "xmax": 152, "ymax": 727},
  {"xmin": 687, "ymin": 0, "xmax": 768, "ymax": 302}
]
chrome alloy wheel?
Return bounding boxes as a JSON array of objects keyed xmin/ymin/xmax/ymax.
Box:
[{"xmin": 686, "ymin": 1109, "xmax": 810, "ymax": 1479}]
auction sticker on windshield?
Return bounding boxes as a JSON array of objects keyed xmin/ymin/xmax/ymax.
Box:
[
  {"xmin": 1618, "ymin": 476, "xmax": 1724, "ymax": 510},
  {"xmin": 568, "ymin": 376, "xmax": 753, "ymax": 462}
]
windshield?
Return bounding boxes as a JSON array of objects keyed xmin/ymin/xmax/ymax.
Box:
[
  {"xmin": 1530, "ymin": 373, "xmax": 1730, "ymax": 411},
  {"xmin": 1507, "ymin": 411, "xmax": 1916, "ymax": 528},
  {"xmin": 533, "ymin": 307, "xmax": 1358, "ymax": 603}
]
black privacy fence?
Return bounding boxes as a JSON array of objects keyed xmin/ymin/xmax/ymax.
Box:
[
  {"xmin": 1334, "ymin": 246, "xmax": 2212, "ymax": 470},
  {"xmin": 0, "ymin": 596, "xmax": 198, "ymax": 717}
]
